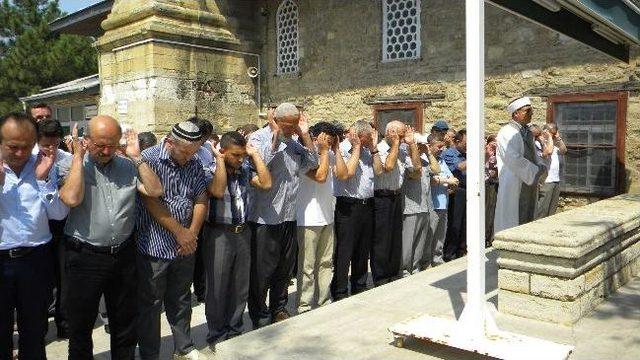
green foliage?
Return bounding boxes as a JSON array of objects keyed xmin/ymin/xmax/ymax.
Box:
[{"xmin": 0, "ymin": 0, "xmax": 98, "ymax": 114}]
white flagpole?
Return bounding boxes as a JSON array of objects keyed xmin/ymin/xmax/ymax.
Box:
[{"xmin": 459, "ymin": 0, "xmax": 487, "ymax": 336}]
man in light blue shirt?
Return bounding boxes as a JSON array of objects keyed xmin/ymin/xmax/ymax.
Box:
[
  {"xmin": 0, "ymin": 112, "xmax": 68, "ymax": 360},
  {"xmin": 427, "ymin": 135, "xmax": 459, "ymax": 268}
]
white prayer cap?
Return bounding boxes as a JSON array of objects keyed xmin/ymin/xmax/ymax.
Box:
[{"xmin": 506, "ymin": 97, "xmax": 532, "ymax": 115}]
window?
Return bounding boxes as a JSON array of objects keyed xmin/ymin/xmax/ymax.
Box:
[
  {"xmin": 372, "ymin": 102, "xmax": 424, "ymax": 136},
  {"xmin": 547, "ymin": 92, "xmax": 628, "ymax": 196},
  {"xmin": 382, "ymin": 0, "xmax": 421, "ymax": 62},
  {"xmin": 51, "ymin": 103, "xmax": 95, "ymax": 136},
  {"xmin": 276, "ymin": 0, "xmax": 299, "ymax": 75}
]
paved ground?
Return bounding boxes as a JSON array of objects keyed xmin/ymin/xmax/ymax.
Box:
[{"xmin": 42, "ymin": 249, "xmax": 640, "ymax": 359}]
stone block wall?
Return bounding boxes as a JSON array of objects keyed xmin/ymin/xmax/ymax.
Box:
[
  {"xmin": 258, "ymin": 0, "xmax": 640, "ymax": 203},
  {"xmin": 493, "ymin": 195, "xmax": 640, "ymax": 324}
]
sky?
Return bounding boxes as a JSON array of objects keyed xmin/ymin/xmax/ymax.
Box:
[{"xmin": 59, "ymin": 0, "xmax": 103, "ymax": 14}]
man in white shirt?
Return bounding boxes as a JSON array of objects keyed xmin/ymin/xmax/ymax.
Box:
[
  {"xmin": 536, "ymin": 123, "xmax": 567, "ymax": 219},
  {"xmin": 295, "ymin": 122, "xmax": 348, "ymax": 313}
]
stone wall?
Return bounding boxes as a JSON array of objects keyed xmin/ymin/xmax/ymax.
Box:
[
  {"xmin": 258, "ymin": 0, "xmax": 640, "ymax": 201},
  {"xmin": 493, "ymin": 194, "xmax": 640, "ymax": 324}
]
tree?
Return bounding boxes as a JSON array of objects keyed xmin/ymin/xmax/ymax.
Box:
[{"xmin": 0, "ymin": 0, "xmax": 98, "ymax": 114}]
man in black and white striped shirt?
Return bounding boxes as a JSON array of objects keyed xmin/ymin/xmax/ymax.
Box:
[{"xmin": 136, "ymin": 121, "xmax": 208, "ymax": 360}]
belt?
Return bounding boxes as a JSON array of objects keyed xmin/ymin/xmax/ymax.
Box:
[
  {"xmin": 214, "ymin": 223, "xmax": 247, "ymax": 234},
  {"xmin": 0, "ymin": 246, "xmax": 35, "ymax": 259},
  {"xmin": 336, "ymin": 196, "xmax": 373, "ymax": 205},
  {"xmin": 66, "ymin": 236, "xmax": 132, "ymax": 255},
  {"xmin": 374, "ymin": 189, "xmax": 401, "ymax": 197}
]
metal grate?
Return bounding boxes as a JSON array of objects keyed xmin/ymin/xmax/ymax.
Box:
[
  {"xmin": 276, "ymin": 0, "xmax": 299, "ymax": 75},
  {"xmin": 555, "ymin": 101, "xmax": 618, "ymax": 195},
  {"xmin": 382, "ymin": 0, "xmax": 421, "ymax": 62}
]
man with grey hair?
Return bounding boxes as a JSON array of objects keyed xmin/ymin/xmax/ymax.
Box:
[
  {"xmin": 136, "ymin": 121, "xmax": 209, "ymax": 359},
  {"xmin": 536, "ymin": 122, "xmax": 567, "ymax": 219},
  {"xmin": 371, "ymin": 120, "xmax": 422, "ymax": 286},
  {"xmin": 331, "ymin": 119, "xmax": 383, "ymax": 300},
  {"xmin": 247, "ymin": 103, "xmax": 319, "ymax": 327}
]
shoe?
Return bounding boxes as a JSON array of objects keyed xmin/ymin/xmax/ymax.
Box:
[
  {"xmin": 57, "ymin": 328, "xmax": 69, "ymax": 339},
  {"xmin": 173, "ymin": 349, "xmax": 201, "ymax": 359},
  {"xmin": 272, "ymin": 310, "xmax": 290, "ymax": 323}
]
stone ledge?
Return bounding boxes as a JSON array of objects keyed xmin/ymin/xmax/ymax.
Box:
[
  {"xmin": 499, "ymin": 256, "xmax": 639, "ymax": 324},
  {"xmin": 496, "ymin": 194, "xmax": 640, "ymax": 324}
]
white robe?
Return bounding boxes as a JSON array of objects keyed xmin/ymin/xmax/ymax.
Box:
[{"xmin": 494, "ymin": 121, "xmax": 541, "ymax": 234}]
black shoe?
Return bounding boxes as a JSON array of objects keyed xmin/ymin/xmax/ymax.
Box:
[
  {"xmin": 272, "ymin": 310, "xmax": 290, "ymax": 323},
  {"xmin": 104, "ymin": 324, "xmax": 110, "ymax": 334},
  {"xmin": 56, "ymin": 329, "xmax": 69, "ymax": 339}
]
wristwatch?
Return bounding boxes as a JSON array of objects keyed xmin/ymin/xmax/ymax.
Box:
[{"xmin": 133, "ymin": 158, "xmax": 146, "ymax": 168}]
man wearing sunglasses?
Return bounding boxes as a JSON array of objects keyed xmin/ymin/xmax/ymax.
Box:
[{"xmin": 494, "ymin": 97, "xmax": 547, "ymax": 234}]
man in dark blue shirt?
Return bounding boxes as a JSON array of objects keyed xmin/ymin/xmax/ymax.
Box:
[{"xmin": 442, "ymin": 129, "xmax": 467, "ymax": 261}]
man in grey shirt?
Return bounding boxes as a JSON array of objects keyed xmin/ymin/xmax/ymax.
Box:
[
  {"xmin": 371, "ymin": 120, "xmax": 421, "ymax": 286},
  {"xmin": 59, "ymin": 115, "xmax": 163, "ymax": 359},
  {"xmin": 400, "ymin": 134, "xmax": 440, "ymax": 276},
  {"xmin": 247, "ymin": 103, "xmax": 318, "ymax": 327}
]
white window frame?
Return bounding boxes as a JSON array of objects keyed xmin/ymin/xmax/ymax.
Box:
[
  {"xmin": 382, "ymin": 0, "xmax": 422, "ymax": 62},
  {"xmin": 276, "ymin": 0, "xmax": 300, "ymax": 75}
]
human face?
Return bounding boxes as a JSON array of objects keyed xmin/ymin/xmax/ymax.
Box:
[
  {"xmin": 222, "ymin": 144, "xmax": 247, "ymax": 170},
  {"xmin": 167, "ymin": 138, "xmax": 200, "ymax": 166},
  {"xmin": 0, "ymin": 120, "xmax": 37, "ymax": 170},
  {"xmin": 359, "ymin": 131, "xmax": 373, "ymax": 148},
  {"xmin": 86, "ymin": 132, "xmax": 121, "ymax": 165},
  {"xmin": 514, "ymin": 106, "xmax": 533, "ymax": 124},
  {"xmin": 30, "ymin": 107, "xmax": 52, "ymax": 122},
  {"xmin": 276, "ymin": 114, "xmax": 299, "ymax": 138},
  {"xmin": 456, "ymin": 135, "xmax": 467, "ymax": 153},
  {"xmin": 38, "ymin": 136, "xmax": 61, "ymax": 157}
]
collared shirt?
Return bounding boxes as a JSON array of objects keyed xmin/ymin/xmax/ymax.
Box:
[
  {"xmin": 402, "ymin": 153, "xmax": 433, "ymax": 215},
  {"xmin": 374, "ymin": 141, "xmax": 413, "ymax": 191},
  {"xmin": 333, "ymin": 140, "xmax": 374, "ymax": 199},
  {"xmin": 297, "ymin": 152, "xmax": 336, "ymax": 226},
  {"xmin": 248, "ymin": 126, "xmax": 319, "ymax": 225},
  {"xmin": 137, "ymin": 141, "xmax": 207, "ymax": 259},
  {"xmin": 32, "ymin": 145, "xmax": 72, "ymax": 183},
  {"xmin": 443, "ymin": 146, "xmax": 466, "ymax": 188},
  {"xmin": 208, "ymin": 161, "xmax": 254, "ymax": 225},
  {"xmin": 0, "ymin": 155, "xmax": 68, "ymax": 250},
  {"xmin": 64, "ymin": 154, "xmax": 139, "ymax": 246},
  {"xmin": 431, "ymin": 158, "xmax": 454, "ymax": 210}
]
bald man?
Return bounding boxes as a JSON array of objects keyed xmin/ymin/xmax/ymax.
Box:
[
  {"xmin": 0, "ymin": 112, "xmax": 67, "ymax": 360},
  {"xmin": 371, "ymin": 120, "xmax": 422, "ymax": 286},
  {"xmin": 59, "ymin": 115, "xmax": 162, "ymax": 359},
  {"xmin": 247, "ymin": 103, "xmax": 319, "ymax": 327}
]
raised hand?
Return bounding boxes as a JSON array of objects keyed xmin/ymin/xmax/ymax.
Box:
[
  {"xmin": 35, "ymin": 150, "xmax": 56, "ymax": 181},
  {"xmin": 246, "ymin": 143, "xmax": 260, "ymax": 158},
  {"xmin": 69, "ymin": 123, "xmax": 86, "ymax": 159},
  {"xmin": 210, "ymin": 143, "xmax": 223, "ymax": 160},
  {"xmin": 267, "ymin": 107, "xmax": 277, "ymax": 131},
  {"xmin": 404, "ymin": 125, "xmax": 415, "ymax": 145},
  {"xmin": 317, "ymin": 132, "xmax": 330, "ymax": 153},
  {"xmin": 296, "ymin": 111, "xmax": 310, "ymax": 136},
  {"xmin": 370, "ymin": 130, "xmax": 379, "ymax": 151},
  {"xmin": 347, "ymin": 128, "xmax": 360, "ymax": 147},
  {"xmin": 124, "ymin": 128, "xmax": 141, "ymax": 160}
]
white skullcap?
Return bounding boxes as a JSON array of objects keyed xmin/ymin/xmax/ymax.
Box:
[
  {"xmin": 274, "ymin": 102, "xmax": 299, "ymax": 120},
  {"xmin": 507, "ymin": 97, "xmax": 531, "ymax": 115}
]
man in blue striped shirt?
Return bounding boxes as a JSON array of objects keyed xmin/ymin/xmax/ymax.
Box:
[
  {"xmin": 136, "ymin": 121, "xmax": 209, "ymax": 360},
  {"xmin": 0, "ymin": 112, "xmax": 68, "ymax": 359}
]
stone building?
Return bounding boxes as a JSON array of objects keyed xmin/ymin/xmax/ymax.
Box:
[{"xmin": 24, "ymin": 0, "xmax": 640, "ymax": 205}]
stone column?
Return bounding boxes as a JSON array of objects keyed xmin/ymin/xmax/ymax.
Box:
[{"xmin": 95, "ymin": 0, "xmax": 260, "ymax": 133}]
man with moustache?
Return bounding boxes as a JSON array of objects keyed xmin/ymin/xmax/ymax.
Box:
[{"xmin": 60, "ymin": 115, "xmax": 163, "ymax": 359}]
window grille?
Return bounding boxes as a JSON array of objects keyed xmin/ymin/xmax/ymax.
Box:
[
  {"xmin": 276, "ymin": 0, "xmax": 299, "ymax": 74},
  {"xmin": 382, "ymin": 0, "xmax": 421, "ymax": 62},
  {"xmin": 554, "ymin": 100, "xmax": 619, "ymax": 196}
]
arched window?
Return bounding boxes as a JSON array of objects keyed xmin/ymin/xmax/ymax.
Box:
[
  {"xmin": 382, "ymin": 0, "xmax": 421, "ymax": 62},
  {"xmin": 276, "ymin": 0, "xmax": 299, "ymax": 74}
]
